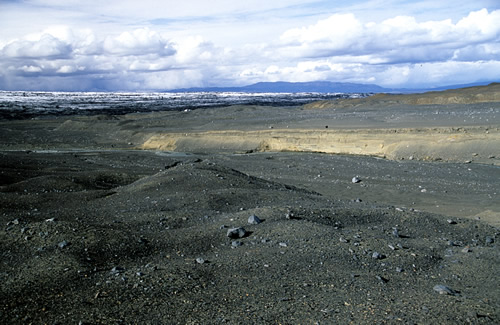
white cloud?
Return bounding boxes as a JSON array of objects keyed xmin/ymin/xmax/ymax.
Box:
[
  {"xmin": 173, "ymin": 36, "xmax": 219, "ymax": 64},
  {"xmin": 281, "ymin": 14, "xmax": 363, "ymax": 49},
  {"xmin": 56, "ymin": 65, "xmax": 81, "ymax": 74},
  {"xmin": 3, "ymin": 34, "xmax": 72, "ymax": 58},
  {"xmin": 0, "ymin": 5, "xmax": 499, "ymax": 91},
  {"xmin": 103, "ymin": 28, "xmax": 175, "ymax": 56},
  {"xmin": 276, "ymin": 9, "xmax": 500, "ymax": 65},
  {"xmin": 21, "ymin": 65, "xmax": 43, "ymax": 73}
]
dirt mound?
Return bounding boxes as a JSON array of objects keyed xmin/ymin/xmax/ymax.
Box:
[{"xmin": 305, "ymin": 83, "xmax": 500, "ymax": 109}]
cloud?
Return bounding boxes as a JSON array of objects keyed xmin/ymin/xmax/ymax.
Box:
[
  {"xmin": 103, "ymin": 28, "xmax": 175, "ymax": 56},
  {"xmin": 0, "ymin": 26, "xmax": 216, "ymax": 90},
  {"xmin": 3, "ymin": 34, "xmax": 72, "ymax": 58},
  {"xmin": 0, "ymin": 6, "xmax": 499, "ymax": 91},
  {"xmin": 281, "ymin": 13, "xmax": 363, "ymax": 51},
  {"xmin": 277, "ymin": 9, "xmax": 500, "ymax": 64},
  {"xmin": 173, "ymin": 36, "xmax": 219, "ymax": 64},
  {"xmin": 20, "ymin": 65, "xmax": 43, "ymax": 73}
]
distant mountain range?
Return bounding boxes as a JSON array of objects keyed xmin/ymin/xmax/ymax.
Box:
[{"xmin": 167, "ymin": 81, "xmax": 498, "ymax": 94}]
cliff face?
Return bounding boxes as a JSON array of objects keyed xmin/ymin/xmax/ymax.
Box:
[{"xmin": 140, "ymin": 127, "xmax": 500, "ymax": 164}]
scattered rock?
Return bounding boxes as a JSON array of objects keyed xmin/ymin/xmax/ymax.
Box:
[
  {"xmin": 227, "ymin": 227, "xmax": 247, "ymax": 239},
  {"xmin": 372, "ymin": 252, "xmax": 385, "ymax": 259},
  {"xmin": 485, "ymin": 236, "xmax": 494, "ymax": 244},
  {"xmin": 395, "ymin": 267, "xmax": 404, "ymax": 273},
  {"xmin": 279, "ymin": 242, "xmax": 288, "ymax": 247},
  {"xmin": 461, "ymin": 246, "xmax": 471, "ymax": 253},
  {"xmin": 339, "ymin": 237, "xmax": 349, "ymax": 243},
  {"xmin": 7, "ymin": 218, "xmax": 19, "ymax": 226},
  {"xmin": 58, "ymin": 240, "xmax": 70, "ymax": 249},
  {"xmin": 447, "ymin": 219, "xmax": 457, "ymax": 225},
  {"xmin": 248, "ymin": 215, "xmax": 262, "ymax": 225},
  {"xmin": 45, "ymin": 218, "xmax": 57, "ymax": 222},
  {"xmin": 392, "ymin": 228, "xmax": 400, "ymax": 238},
  {"xmin": 285, "ymin": 210, "xmax": 296, "ymax": 219},
  {"xmin": 110, "ymin": 266, "xmax": 124, "ymax": 274},
  {"xmin": 433, "ymin": 284, "xmax": 458, "ymax": 295},
  {"xmin": 195, "ymin": 257, "xmax": 205, "ymax": 264},
  {"xmin": 447, "ymin": 240, "xmax": 463, "ymax": 247},
  {"xmin": 232, "ymin": 241, "xmax": 243, "ymax": 247},
  {"xmin": 352, "ymin": 177, "xmax": 362, "ymax": 184},
  {"xmin": 376, "ymin": 275, "xmax": 388, "ymax": 283}
]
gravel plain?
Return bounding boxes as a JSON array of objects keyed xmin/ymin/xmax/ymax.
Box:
[{"xmin": 1, "ymin": 84, "xmax": 499, "ymax": 324}]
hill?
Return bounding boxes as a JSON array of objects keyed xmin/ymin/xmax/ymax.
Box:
[{"xmin": 304, "ymin": 82, "xmax": 500, "ymax": 109}]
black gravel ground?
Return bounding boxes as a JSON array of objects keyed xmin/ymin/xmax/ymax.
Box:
[{"xmin": 1, "ymin": 150, "xmax": 498, "ymax": 324}]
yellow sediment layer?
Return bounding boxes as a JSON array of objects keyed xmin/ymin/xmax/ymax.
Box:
[{"xmin": 141, "ymin": 126, "xmax": 500, "ymax": 163}]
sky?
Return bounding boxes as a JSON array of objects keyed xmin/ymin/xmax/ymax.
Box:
[{"xmin": 0, "ymin": 0, "xmax": 499, "ymax": 91}]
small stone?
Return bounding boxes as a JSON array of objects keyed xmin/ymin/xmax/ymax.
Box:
[
  {"xmin": 58, "ymin": 240, "xmax": 69, "ymax": 249},
  {"xmin": 45, "ymin": 218, "xmax": 56, "ymax": 222},
  {"xmin": 7, "ymin": 218, "xmax": 19, "ymax": 226},
  {"xmin": 485, "ymin": 236, "xmax": 494, "ymax": 244},
  {"xmin": 372, "ymin": 252, "xmax": 385, "ymax": 259},
  {"xmin": 248, "ymin": 215, "xmax": 262, "ymax": 225},
  {"xmin": 447, "ymin": 240, "xmax": 462, "ymax": 247},
  {"xmin": 461, "ymin": 246, "xmax": 471, "ymax": 253},
  {"xmin": 376, "ymin": 275, "xmax": 388, "ymax": 283},
  {"xmin": 279, "ymin": 242, "xmax": 288, "ymax": 247},
  {"xmin": 388, "ymin": 244, "xmax": 396, "ymax": 250},
  {"xmin": 392, "ymin": 228, "xmax": 400, "ymax": 238},
  {"xmin": 352, "ymin": 177, "xmax": 361, "ymax": 184},
  {"xmin": 232, "ymin": 241, "xmax": 243, "ymax": 247},
  {"xmin": 227, "ymin": 227, "xmax": 247, "ymax": 239},
  {"xmin": 110, "ymin": 266, "xmax": 124, "ymax": 274},
  {"xmin": 433, "ymin": 284, "xmax": 458, "ymax": 295},
  {"xmin": 195, "ymin": 257, "xmax": 205, "ymax": 264},
  {"xmin": 396, "ymin": 267, "xmax": 404, "ymax": 273},
  {"xmin": 447, "ymin": 219, "xmax": 457, "ymax": 225},
  {"xmin": 339, "ymin": 237, "xmax": 349, "ymax": 243}
]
